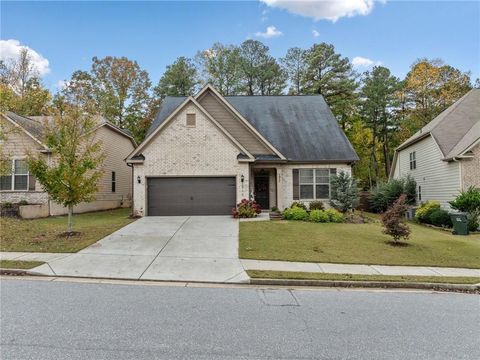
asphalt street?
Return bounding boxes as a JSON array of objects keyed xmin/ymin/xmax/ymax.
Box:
[{"xmin": 1, "ymin": 278, "xmax": 479, "ymax": 359}]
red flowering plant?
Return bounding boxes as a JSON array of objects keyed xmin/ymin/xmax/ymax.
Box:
[{"xmin": 232, "ymin": 199, "xmax": 262, "ymax": 218}]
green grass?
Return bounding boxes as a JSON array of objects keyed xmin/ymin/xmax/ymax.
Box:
[
  {"xmin": 247, "ymin": 270, "xmax": 480, "ymax": 285},
  {"xmin": 0, "ymin": 260, "xmax": 45, "ymax": 269},
  {"xmin": 0, "ymin": 208, "xmax": 135, "ymax": 253},
  {"xmin": 240, "ymin": 219, "xmax": 480, "ymax": 269}
]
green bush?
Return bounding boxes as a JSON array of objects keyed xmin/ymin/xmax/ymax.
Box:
[
  {"xmin": 325, "ymin": 208, "xmax": 345, "ymax": 223},
  {"xmin": 290, "ymin": 201, "xmax": 307, "ymax": 210},
  {"xmin": 283, "ymin": 206, "xmax": 309, "ymax": 221},
  {"xmin": 309, "ymin": 201, "xmax": 324, "ymax": 211},
  {"xmin": 18, "ymin": 200, "xmax": 29, "ymax": 206},
  {"xmin": 309, "ymin": 209, "xmax": 330, "ymax": 223},
  {"xmin": 415, "ymin": 200, "xmax": 441, "ymax": 224},
  {"xmin": 369, "ymin": 176, "xmax": 416, "ymax": 213},
  {"xmin": 330, "ymin": 171, "xmax": 359, "ymax": 213},
  {"xmin": 428, "ymin": 208, "xmax": 452, "ymax": 228},
  {"xmin": 449, "ymin": 186, "xmax": 480, "ymax": 231},
  {"xmin": 1, "ymin": 202, "xmax": 13, "ymax": 209}
]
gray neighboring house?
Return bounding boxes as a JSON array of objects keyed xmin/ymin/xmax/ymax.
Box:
[
  {"xmin": 126, "ymin": 85, "xmax": 358, "ymax": 216},
  {"xmin": 391, "ymin": 89, "xmax": 480, "ymax": 207},
  {"xmin": 0, "ymin": 111, "xmax": 136, "ymax": 217}
]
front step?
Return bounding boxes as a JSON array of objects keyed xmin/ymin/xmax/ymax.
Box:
[{"xmin": 269, "ymin": 212, "xmax": 283, "ymax": 221}]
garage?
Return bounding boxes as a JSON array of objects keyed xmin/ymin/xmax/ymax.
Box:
[{"xmin": 147, "ymin": 177, "xmax": 236, "ymax": 216}]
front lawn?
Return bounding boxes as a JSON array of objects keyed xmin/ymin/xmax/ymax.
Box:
[
  {"xmin": 240, "ymin": 220, "xmax": 480, "ymax": 269},
  {"xmin": 1, "ymin": 208, "xmax": 135, "ymax": 253},
  {"xmin": 247, "ymin": 270, "xmax": 480, "ymax": 284},
  {"xmin": 0, "ymin": 260, "xmax": 45, "ymax": 269}
]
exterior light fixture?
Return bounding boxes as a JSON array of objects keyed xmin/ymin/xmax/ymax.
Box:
[
  {"xmin": 240, "ymin": 175, "xmax": 244, "ymax": 183},
  {"xmin": 137, "ymin": 176, "xmax": 141, "ymax": 184}
]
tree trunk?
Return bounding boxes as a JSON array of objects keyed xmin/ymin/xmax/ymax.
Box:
[{"xmin": 67, "ymin": 205, "xmax": 73, "ymax": 233}]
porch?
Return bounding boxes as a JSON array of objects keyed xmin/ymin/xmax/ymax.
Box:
[{"xmin": 250, "ymin": 167, "xmax": 278, "ymax": 210}]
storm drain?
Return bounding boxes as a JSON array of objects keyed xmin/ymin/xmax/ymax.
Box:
[{"xmin": 257, "ymin": 289, "xmax": 300, "ymax": 307}]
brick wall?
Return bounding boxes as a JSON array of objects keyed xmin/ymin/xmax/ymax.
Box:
[{"xmin": 461, "ymin": 143, "xmax": 480, "ymax": 190}]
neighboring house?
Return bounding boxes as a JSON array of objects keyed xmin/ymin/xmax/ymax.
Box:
[
  {"xmin": 390, "ymin": 89, "xmax": 480, "ymax": 208},
  {"xmin": 0, "ymin": 111, "xmax": 136, "ymax": 216},
  {"xmin": 126, "ymin": 84, "xmax": 359, "ymax": 216}
]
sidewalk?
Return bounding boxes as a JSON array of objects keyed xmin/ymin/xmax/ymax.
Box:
[
  {"xmin": 2, "ymin": 252, "xmax": 479, "ymax": 278},
  {"xmin": 241, "ymin": 259, "xmax": 480, "ymax": 277}
]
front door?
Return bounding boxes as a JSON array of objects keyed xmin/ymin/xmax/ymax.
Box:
[{"xmin": 254, "ymin": 174, "xmax": 269, "ymax": 210}]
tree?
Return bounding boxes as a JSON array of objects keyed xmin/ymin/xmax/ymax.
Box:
[
  {"xmin": 329, "ymin": 171, "xmax": 359, "ymax": 213},
  {"xmin": 63, "ymin": 56, "xmax": 153, "ymax": 142},
  {"xmin": 360, "ymin": 66, "xmax": 401, "ymax": 180},
  {"xmin": 154, "ymin": 56, "xmax": 199, "ymax": 98},
  {"xmin": 403, "ymin": 59, "xmax": 471, "ymax": 131},
  {"xmin": 280, "ymin": 47, "xmax": 307, "ymax": 95},
  {"xmin": 381, "ymin": 194, "xmax": 411, "ymax": 244},
  {"xmin": 1, "ymin": 48, "xmax": 39, "ymax": 98},
  {"xmin": 302, "ymin": 43, "xmax": 357, "ymax": 128},
  {"xmin": 27, "ymin": 105, "xmax": 105, "ymax": 233},
  {"xmin": 196, "ymin": 43, "xmax": 242, "ymax": 95},
  {"xmin": 258, "ymin": 57, "xmax": 286, "ymax": 95}
]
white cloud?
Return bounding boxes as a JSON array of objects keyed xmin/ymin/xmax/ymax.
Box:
[
  {"xmin": 312, "ymin": 29, "xmax": 320, "ymax": 37},
  {"xmin": 255, "ymin": 25, "xmax": 283, "ymax": 38},
  {"xmin": 352, "ymin": 56, "xmax": 382, "ymax": 68},
  {"xmin": 260, "ymin": 0, "xmax": 381, "ymax": 22},
  {"xmin": 0, "ymin": 39, "xmax": 50, "ymax": 76},
  {"xmin": 56, "ymin": 80, "xmax": 70, "ymax": 90}
]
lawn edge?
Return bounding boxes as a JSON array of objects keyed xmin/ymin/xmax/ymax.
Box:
[{"xmin": 249, "ymin": 278, "xmax": 480, "ymax": 293}]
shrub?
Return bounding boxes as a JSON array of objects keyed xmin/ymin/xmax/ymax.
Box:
[
  {"xmin": 18, "ymin": 200, "xmax": 29, "ymax": 206},
  {"xmin": 429, "ymin": 208, "xmax": 452, "ymax": 228},
  {"xmin": 290, "ymin": 201, "xmax": 307, "ymax": 210},
  {"xmin": 283, "ymin": 206, "xmax": 309, "ymax": 221},
  {"xmin": 232, "ymin": 199, "xmax": 262, "ymax": 218},
  {"xmin": 271, "ymin": 206, "xmax": 279, "ymax": 212},
  {"xmin": 369, "ymin": 176, "xmax": 416, "ymax": 213},
  {"xmin": 381, "ymin": 194, "xmax": 411, "ymax": 243},
  {"xmin": 2, "ymin": 202, "xmax": 13, "ymax": 209},
  {"xmin": 309, "ymin": 201, "xmax": 324, "ymax": 211},
  {"xmin": 309, "ymin": 209, "xmax": 330, "ymax": 223},
  {"xmin": 325, "ymin": 208, "xmax": 345, "ymax": 223},
  {"xmin": 415, "ymin": 200, "xmax": 441, "ymax": 224},
  {"xmin": 449, "ymin": 186, "xmax": 480, "ymax": 231},
  {"xmin": 330, "ymin": 171, "xmax": 359, "ymax": 213}
]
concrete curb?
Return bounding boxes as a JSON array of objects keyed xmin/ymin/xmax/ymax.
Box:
[{"xmin": 250, "ymin": 278, "xmax": 480, "ymax": 293}]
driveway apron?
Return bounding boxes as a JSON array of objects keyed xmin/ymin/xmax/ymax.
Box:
[{"xmin": 32, "ymin": 216, "xmax": 248, "ymax": 283}]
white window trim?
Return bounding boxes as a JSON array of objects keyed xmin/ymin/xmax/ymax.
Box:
[
  {"xmin": 409, "ymin": 151, "xmax": 416, "ymax": 170},
  {"xmin": 299, "ymin": 168, "xmax": 333, "ymax": 200},
  {"xmin": 0, "ymin": 158, "xmax": 30, "ymax": 192}
]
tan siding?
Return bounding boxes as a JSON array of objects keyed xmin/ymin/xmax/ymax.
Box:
[
  {"xmin": 461, "ymin": 143, "xmax": 480, "ymax": 190},
  {"xmin": 198, "ymin": 92, "xmax": 273, "ymax": 155},
  {"xmin": 393, "ymin": 135, "xmax": 461, "ymax": 207}
]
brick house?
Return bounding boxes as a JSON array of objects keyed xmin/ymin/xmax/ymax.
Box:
[
  {"xmin": 126, "ymin": 85, "xmax": 359, "ymax": 216},
  {"xmin": 0, "ymin": 111, "xmax": 136, "ymax": 216},
  {"xmin": 390, "ymin": 89, "xmax": 480, "ymax": 207}
]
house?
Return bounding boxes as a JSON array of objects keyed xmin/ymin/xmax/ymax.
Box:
[
  {"xmin": 126, "ymin": 85, "xmax": 359, "ymax": 216},
  {"xmin": 0, "ymin": 111, "xmax": 136, "ymax": 216},
  {"xmin": 390, "ymin": 89, "xmax": 480, "ymax": 207}
]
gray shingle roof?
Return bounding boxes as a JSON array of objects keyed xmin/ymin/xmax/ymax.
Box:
[
  {"xmin": 146, "ymin": 95, "xmax": 359, "ymax": 162},
  {"xmin": 397, "ymin": 89, "xmax": 480, "ymax": 159}
]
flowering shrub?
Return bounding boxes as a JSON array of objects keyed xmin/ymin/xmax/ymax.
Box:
[
  {"xmin": 283, "ymin": 206, "xmax": 309, "ymax": 221},
  {"xmin": 325, "ymin": 208, "xmax": 345, "ymax": 223},
  {"xmin": 309, "ymin": 209, "xmax": 330, "ymax": 223},
  {"xmin": 231, "ymin": 199, "xmax": 262, "ymax": 218}
]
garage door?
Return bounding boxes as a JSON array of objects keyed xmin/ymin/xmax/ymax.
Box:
[{"xmin": 147, "ymin": 177, "xmax": 236, "ymax": 216}]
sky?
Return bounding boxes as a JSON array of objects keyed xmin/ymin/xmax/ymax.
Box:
[{"xmin": 1, "ymin": 0, "xmax": 479, "ymax": 92}]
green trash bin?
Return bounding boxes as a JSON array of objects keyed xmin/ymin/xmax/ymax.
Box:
[{"xmin": 450, "ymin": 213, "xmax": 469, "ymax": 235}]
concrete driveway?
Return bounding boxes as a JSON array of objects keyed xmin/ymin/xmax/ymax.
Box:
[{"xmin": 32, "ymin": 216, "xmax": 249, "ymax": 283}]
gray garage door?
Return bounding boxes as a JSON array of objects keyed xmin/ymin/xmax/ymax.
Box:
[{"xmin": 147, "ymin": 177, "xmax": 236, "ymax": 216}]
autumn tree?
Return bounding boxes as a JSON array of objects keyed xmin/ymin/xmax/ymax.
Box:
[
  {"xmin": 196, "ymin": 43, "xmax": 242, "ymax": 95},
  {"xmin": 280, "ymin": 47, "xmax": 307, "ymax": 95},
  {"xmin": 63, "ymin": 56, "xmax": 153, "ymax": 142},
  {"xmin": 27, "ymin": 104, "xmax": 105, "ymax": 233},
  {"xmin": 154, "ymin": 56, "xmax": 199, "ymax": 98}
]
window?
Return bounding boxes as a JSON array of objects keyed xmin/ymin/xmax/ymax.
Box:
[
  {"xmin": 418, "ymin": 185, "xmax": 421, "ymax": 202},
  {"xmin": 409, "ymin": 151, "xmax": 416, "ymax": 170},
  {"xmin": 186, "ymin": 113, "xmax": 196, "ymax": 127},
  {"xmin": 297, "ymin": 168, "xmax": 336, "ymax": 200},
  {"xmin": 0, "ymin": 159, "xmax": 32, "ymax": 191},
  {"xmin": 111, "ymin": 171, "xmax": 116, "ymax": 193}
]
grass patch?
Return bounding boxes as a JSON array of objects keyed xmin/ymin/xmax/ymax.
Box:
[
  {"xmin": 239, "ymin": 219, "xmax": 480, "ymax": 269},
  {"xmin": 0, "ymin": 208, "xmax": 135, "ymax": 253},
  {"xmin": 247, "ymin": 270, "xmax": 480, "ymax": 285},
  {"xmin": 0, "ymin": 260, "xmax": 45, "ymax": 269}
]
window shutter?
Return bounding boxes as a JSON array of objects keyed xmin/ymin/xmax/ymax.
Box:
[
  {"xmin": 292, "ymin": 169, "xmax": 299, "ymax": 200},
  {"xmin": 28, "ymin": 175, "xmax": 36, "ymax": 191}
]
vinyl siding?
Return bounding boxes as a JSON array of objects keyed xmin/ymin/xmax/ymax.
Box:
[
  {"xmin": 198, "ymin": 91, "xmax": 274, "ymax": 155},
  {"xmin": 393, "ymin": 135, "xmax": 461, "ymax": 207}
]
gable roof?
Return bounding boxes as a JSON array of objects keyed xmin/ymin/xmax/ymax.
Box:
[
  {"xmin": 146, "ymin": 92, "xmax": 359, "ymax": 163},
  {"xmin": 396, "ymin": 89, "xmax": 480, "ymax": 160}
]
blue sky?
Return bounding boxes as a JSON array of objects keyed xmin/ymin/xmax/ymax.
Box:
[{"xmin": 1, "ymin": 1, "xmax": 479, "ymax": 92}]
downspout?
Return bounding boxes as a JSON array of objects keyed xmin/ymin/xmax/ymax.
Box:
[{"xmin": 127, "ymin": 162, "xmax": 134, "ymax": 217}]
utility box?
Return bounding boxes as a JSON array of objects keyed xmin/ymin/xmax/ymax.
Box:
[{"xmin": 450, "ymin": 213, "xmax": 469, "ymax": 235}]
